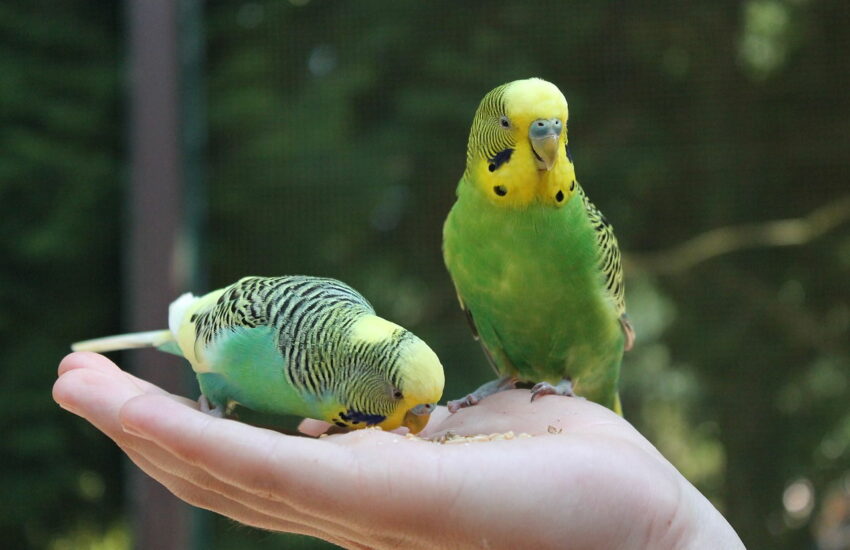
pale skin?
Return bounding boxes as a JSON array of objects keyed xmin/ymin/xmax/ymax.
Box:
[{"xmin": 52, "ymin": 352, "xmax": 744, "ymax": 550}]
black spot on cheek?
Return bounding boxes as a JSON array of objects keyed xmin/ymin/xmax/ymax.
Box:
[
  {"xmin": 334, "ymin": 421, "xmax": 347, "ymax": 428},
  {"xmin": 570, "ymin": 180, "xmax": 576, "ymax": 191},
  {"xmin": 494, "ymin": 185, "xmax": 507, "ymax": 196},
  {"xmin": 555, "ymin": 190, "xmax": 564, "ymax": 202},
  {"xmin": 489, "ymin": 148, "xmax": 514, "ymax": 172}
]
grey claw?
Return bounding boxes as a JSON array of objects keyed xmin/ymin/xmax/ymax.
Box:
[
  {"xmin": 529, "ymin": 380, "xmax": 575, "ymax": 402},
  {"xmin": 447, "ymin": 395, "xmax": 477, "ymax": 414}
]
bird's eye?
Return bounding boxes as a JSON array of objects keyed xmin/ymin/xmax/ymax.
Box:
[
  {"xmin": 393, "ymin": 389, "xmax": 403, "ymax": 400},
  {"xmin": 499, "ymin": 115, "xmax": 510, "ymax": 128}
]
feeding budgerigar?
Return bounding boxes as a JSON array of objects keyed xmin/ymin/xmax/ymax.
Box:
[
  {"xmin": 72, "ymin": 276, "xmax": 445, "ymax": 433},
  {"xmin": 443, "ymin": 78, "xmax": 634, "ymax": 414}
]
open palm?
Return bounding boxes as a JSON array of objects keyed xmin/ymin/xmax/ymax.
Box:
[{"xmin": 53, "ymin": 352, "xmax": 742, "ymax": 549}]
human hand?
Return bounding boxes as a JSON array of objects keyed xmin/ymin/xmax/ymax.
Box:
[{"xmin": 53, "ymin": 352, "xmax": 743, "ymax": 549}]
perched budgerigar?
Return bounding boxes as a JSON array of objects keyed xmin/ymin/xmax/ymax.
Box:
[
  {"xmin": 72, "ymin": 276, "xmax": 445, "ymax": 433},
  {"xmin": 443, "ymin": 78, "xmax": 634, "ymax": 414}
]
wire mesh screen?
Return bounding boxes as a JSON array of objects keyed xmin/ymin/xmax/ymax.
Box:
[
  {"xmin": 200, "ymin": 2, "xmax": 850, "ymax": 548},
  {"xmin": 4, "ymin": 1, "xmax": 849, "ymax": 549}
]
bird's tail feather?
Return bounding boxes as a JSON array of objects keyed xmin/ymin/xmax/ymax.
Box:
[{"xmin": 71, "ymin": 330, "xmax": 174, "ymax": 353}]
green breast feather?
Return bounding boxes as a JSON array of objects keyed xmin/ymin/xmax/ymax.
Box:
[
  {"xmin": 445, "ymin": 182, "xmax": 626, "ymax": 406},
  {"xmin": 194, "ymin": 324, "xmax": 315, "ymax": 418}
]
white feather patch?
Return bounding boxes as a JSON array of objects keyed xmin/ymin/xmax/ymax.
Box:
[{"xmin": 168, "ymin": 292, "xmax": 198, "ymax": 337}]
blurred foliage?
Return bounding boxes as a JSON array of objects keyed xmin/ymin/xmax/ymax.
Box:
[
  {"xmin": 2, "ymin": 0, "xmax": 849, "ymax": 549},
  {"xmin": 0, "ymin": 1, "xmax": 124, "ymax": 548}
]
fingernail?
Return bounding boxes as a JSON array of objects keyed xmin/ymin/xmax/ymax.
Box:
[
  {"xmin": 121, "ymin": 421, "xmax": 146, "ymax": 438},
  {"xmin": 57, "ymin": 402, "xmax": 82, "ymax": 416}
]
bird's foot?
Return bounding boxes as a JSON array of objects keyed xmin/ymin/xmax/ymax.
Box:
[
  {"xmin": 447, "ymin": 394, "xmax": 480, "ymax": 413},
  {"xmin": 448, "ymin": 376, "xmax": 517, "ymax": 413},
  {"xmin": 199, "ymin": 395, "xmax": 227, "ymax": 418},
  {"xmin": 530, "ymin": 378, "xmax": 581, "ymax": 402}
]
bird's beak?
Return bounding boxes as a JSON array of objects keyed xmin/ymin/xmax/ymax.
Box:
[
  {"xmin": 402, "ymin": 403, "xmax": 435, "ymax": 434},
  {"xmin": 529, "ymin": 118, "xmax": 563, "ymax": 171}
]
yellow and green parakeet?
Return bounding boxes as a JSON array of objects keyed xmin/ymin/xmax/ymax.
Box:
[
  {"xmin": 443, "ymin": 78, "xmax": 634, "ymax": 414},
  {"xmin": 72, "ymin": 276, "xmax": 445, "ymax": 433}
]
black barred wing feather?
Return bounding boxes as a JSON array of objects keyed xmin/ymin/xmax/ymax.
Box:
[
  {"xmin": 575, "ymin": 183, "xmax": 635, "ymax": 351},
  {"xmin": 192, "ymin": 276, "xmax": 373, "ymax": 347},
  {"xmin": 454, "ymin": 291, "xmax": 502, "ymax": 375},
  {"xmin": 190, "ymin": 276, "xmax": 376, "ymax": 395}
]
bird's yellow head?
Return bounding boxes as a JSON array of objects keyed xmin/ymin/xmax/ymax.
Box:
[
  {"xmin": 464, "ymin": 78, "xmax": 577, "ymax": 208},
  {"xmin": 332, "ymin": 315, "xmax": 444, "ymax": 434},
  {"xmin": 389, "ymin": 334, "xmax": 445, "ymax": 433}
]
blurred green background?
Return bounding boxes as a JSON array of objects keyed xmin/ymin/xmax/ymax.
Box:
[{"xmin": 3, "ymin": 0, "xmax": 849, "ymax": 548}]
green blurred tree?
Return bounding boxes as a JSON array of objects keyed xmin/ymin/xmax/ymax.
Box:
[{"xmin": 0, "ymin": 1, "xmax": 123, "ymax": 548}]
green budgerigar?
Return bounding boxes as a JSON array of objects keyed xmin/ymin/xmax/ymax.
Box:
[
  {"xmin": 443, "ymin": 78, "xmax": 634, "ymax": 414},
  {"xmin": 73, "ymin": 276, "xmax": 445, "ymax": 433}
]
